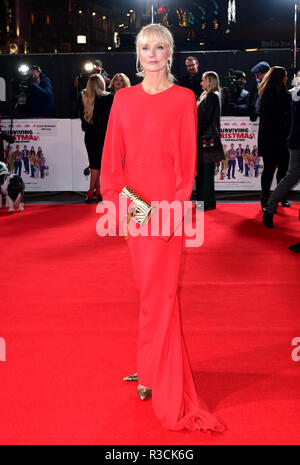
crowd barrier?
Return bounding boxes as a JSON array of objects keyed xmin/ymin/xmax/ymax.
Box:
[{"xmin": 2, "ymin": 117, "xmax": 299, "ymax": 192}]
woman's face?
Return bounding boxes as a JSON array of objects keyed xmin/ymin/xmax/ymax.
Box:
[
  {"xmin": 201, "ymin": 76, "xmax": 207, "ymax": 91},
  {"xmin": 114, "ymin": 75, "xmax": 124, "ymax": 91},
  {"xmin": 139, "ymin": 36, "xmax": 170, "ymax": 74}
]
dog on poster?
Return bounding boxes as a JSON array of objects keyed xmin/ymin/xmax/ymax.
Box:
[{"xmin": 0, "ymin": 161, "xmax": 25, "ymax": 212}]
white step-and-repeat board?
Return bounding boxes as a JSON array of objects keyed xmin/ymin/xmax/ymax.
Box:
[{"xmin": 2, "ymin": 118, "xmax": 299, "ymax": 192}]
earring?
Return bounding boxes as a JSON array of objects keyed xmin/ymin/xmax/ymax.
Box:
[{"xmin": 137, "ymin": 63, "xmax": 144, "ymax": 73}]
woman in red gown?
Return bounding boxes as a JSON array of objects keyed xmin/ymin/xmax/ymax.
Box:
[{"xmin": 100, "ymin": 23, "xmax": 225, "ymax": 433}]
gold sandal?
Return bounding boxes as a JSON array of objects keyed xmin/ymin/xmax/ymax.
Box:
[
  {"xmin": 123, "ymin": 372, "xmax": 138, "ymax": 382},
  {"xmin": 137, "ymin": 385, "xmax": 152, "ymax": 400}
]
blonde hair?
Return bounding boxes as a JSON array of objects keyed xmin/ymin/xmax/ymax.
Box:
[
  {"xmin": 198, "ymin": 71, "xmax": 220, "ymax": 105},
  {"xmin": 135, "ymin": 23, "xmax": 175, "ymax": 83},
  {"xmin": 108, "ymin": 73, "xmax": 131, "ymax": 92},
  {"xmin": 82, "ymin": 73, "xmax": 108, "ymax": 124}
]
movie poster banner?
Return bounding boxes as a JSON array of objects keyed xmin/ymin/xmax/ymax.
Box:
[
  {"xmin": 2, "ymin": 117, "xmax": 299, "ymax": 192},
  {"xmin": 215, "ymin": 117, "xmax": 262, "ymax": 190},
  {"xmin": 2, "ymin": 119, "xmax": 72, "ymax": 191}
]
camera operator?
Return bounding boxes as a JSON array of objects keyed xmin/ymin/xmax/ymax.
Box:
[
  {"xmin": 249, "ymin": 61, "xmax": 270, "ymax": 122},
  {"xmin": 221, "ymin": 69, "xmax": 250, "ymax": 116},
  {"xmin": 25, "ymin": 66, "xmax": 55, "ymax": 118},
  {"xmin": 73, "ymin": 59, "xmax": 110, "ymax": 117},
  {"xmin": 74, "ymin": 60, "xmax": 110, "ymax": 97}
]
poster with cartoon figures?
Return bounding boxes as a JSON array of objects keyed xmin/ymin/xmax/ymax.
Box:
[
  {"xmin": 1, "ymin": 119, "xmax": 72, "ymax": 191},
  {"xmin": 2, "ymin": 117, "xmax": 299, "ymax": 192},
  {"xmin": 215, "ymin": 117, "xmax": 299, "ymax": 191},
  {"xmin": 215, "ymin": 117, "xmax": 261, "ymax": 190}
]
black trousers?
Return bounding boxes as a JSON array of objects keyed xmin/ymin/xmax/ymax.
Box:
[
  {"xmin": 196, "ymin": 162, "xmax": 216, "ymax": 209},
  {"xmin": 261, "ymin": 147, "xmax": 289, "ymax": 202}
]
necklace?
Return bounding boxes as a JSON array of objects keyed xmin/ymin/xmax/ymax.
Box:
[{"xmin": 141, "ymin": 83, "xmax": 173, "ymax": 94}]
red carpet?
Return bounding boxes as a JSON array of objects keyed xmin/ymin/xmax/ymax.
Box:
[{"xmin": 0, "ymin": 203, "xmax": 299, "ymax": 445}]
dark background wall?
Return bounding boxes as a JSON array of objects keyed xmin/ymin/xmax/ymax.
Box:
[{"xmin": 0, "ymin": 48, "xmax": 298, "ymax": 118}]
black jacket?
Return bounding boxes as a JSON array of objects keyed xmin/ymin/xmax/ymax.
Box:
[
  {"xmin": 222, "ymin": 87, "xmax": 250, "ymax": 116},
  {"xmin": 249, "ymin": 80, "xmax": 260, "ymax": 122},
  {"xmin": 78, "ymin": 92, "xmax": 113, "ymax": 133},
  {"xmin": 197, "ymin": 92, "xmax": 224, "ymax": 163},
  {"xmin": 179, "ymin": 72, "xmax": 202, "ymax": 100},
  {"xmin": 258, "ymin": 86, "xmax": 291, "ymax": 155}
]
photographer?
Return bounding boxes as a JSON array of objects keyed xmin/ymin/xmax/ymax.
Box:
[
  {"xmin": 73, "ymin": 59, "xmax": 110, "ymax": 117},
  {"xmin": 221, "ymin": 69, "xmax": 250, "ymax": 116},
  {"xmin": 74, "ymin": 60, "xmax": 110, "ymax": 97},
  {"xmin": 25, "ymin": 66, "xmax": 55, "ymax": 118}
]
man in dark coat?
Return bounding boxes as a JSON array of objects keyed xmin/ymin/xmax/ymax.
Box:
[
  {"xmin": 249, "ymin": 61, "xmax": 270, "ymax": 121},
  {"xmin": 179, "ymin": 56, "xmax": 202, "ymax": 100}
]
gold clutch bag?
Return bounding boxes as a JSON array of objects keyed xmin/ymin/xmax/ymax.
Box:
[{"xmin": 120, "ymin": 185, "xmax": 156, "ymax": 239}]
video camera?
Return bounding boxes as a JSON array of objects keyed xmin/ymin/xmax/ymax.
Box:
[
  {"xmin": 221, "ymin": 69, "xmax": 245, "ymax": 89},
  {"xmin": 10, "ymin": 65, "xmax": 41, "ymax": 105},
  {"xmin": 77, "ymin": 61, "xmax": 110, "ymax": 92},
  {"xmin": 221, "ymin": 69, "xmax": 246, "ymax": 105},
  {"xmin": 11, "ymin": 73, "xmax": 35, "ymax": 96}
]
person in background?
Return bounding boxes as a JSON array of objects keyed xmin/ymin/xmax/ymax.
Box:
[
  {"xmin": 94, "ymin": 59, "xmax": 110, "ymax": 87},
  {"xmin": 74, "ymin": 59, "xmax": 111, "ymax": 97},
  {"xmin": 249, "ymin": 61, "xmax": 270, "ymax": 122},
  {"xmin": 73, "ymin": 59, "xmax": 110, "ymax": 117},
  {"xmin": 263, "ymin": 79, "xmax": 300, "ymax": 228},
  {"xmin": 222, "ymin": 70, "xmax": 250, "ymax": 116},
  {"xmin": 258, "ymin": 66, "xmax": 291, "ymax": 211},
  {"xmin": 180, "ymin": 56, "xmax": 202, "ymax": 100},
  {"xmin": 196, "ymin": 71, "xmax": 224, "ymax": 210},
  {"xmin": 78, "ymin": 73, "xmax": 113, "ymax": 203},
  {"xmin": 26, "ymin": 66, "xmax": 55, "ymax": 118},
  {"xmin": 107, "ymin": 73, "xmax": 131, "ymax": 94}
]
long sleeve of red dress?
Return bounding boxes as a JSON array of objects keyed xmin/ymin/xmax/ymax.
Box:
[{"xmin": 100, "ymin": 83, "xmax": 225, "ymax": 433}]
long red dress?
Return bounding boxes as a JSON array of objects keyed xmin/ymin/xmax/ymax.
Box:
[{"xmin": 100, "ymin": 83, "xmax": 225, "ymax": 432}]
